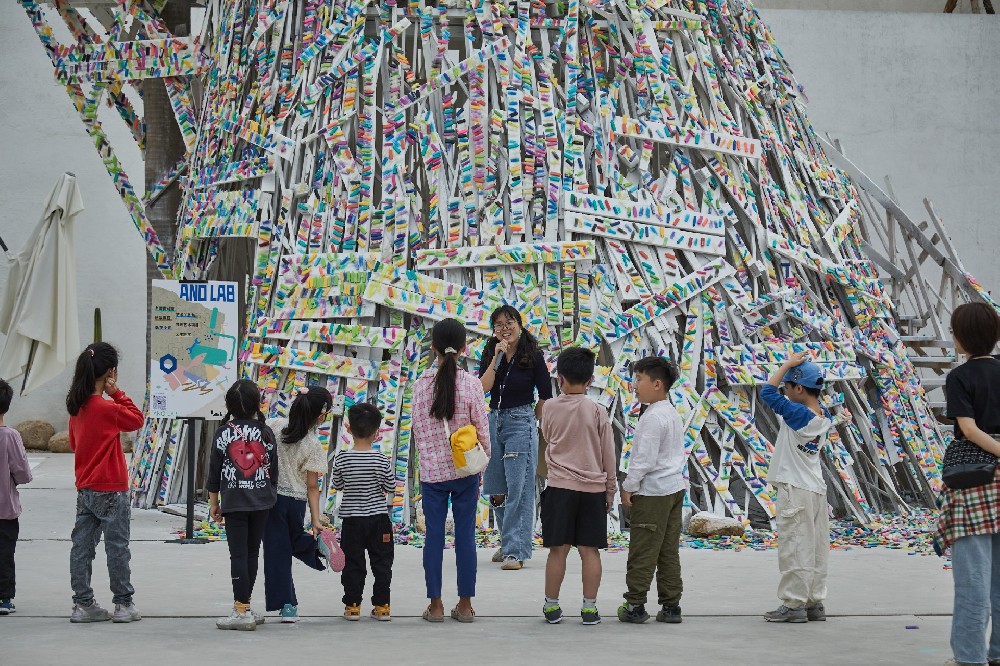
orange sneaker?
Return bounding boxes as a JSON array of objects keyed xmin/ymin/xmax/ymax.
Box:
[
  {"xmin": 370, "ymin": 604, "xmax": 391, "ymax": 622},
  {"xmin": 344, "ymin": 604, "xmax": 361, "ymax": 621}
]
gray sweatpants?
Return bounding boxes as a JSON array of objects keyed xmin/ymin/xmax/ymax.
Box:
[
  {"xmin": 774, "ymin": 482, "xmax": 829, "ymax": 608},
  {"xmin": 70, "ymin": 489, "xmax": 135, "ymax": 606}
]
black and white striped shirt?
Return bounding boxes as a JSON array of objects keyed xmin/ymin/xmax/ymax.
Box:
[{"xmin": 331, "ymin": 449, "xmax": 394, "ymax": 517}]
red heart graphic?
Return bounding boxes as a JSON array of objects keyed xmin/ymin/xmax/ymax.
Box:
[{"xmin": 228, "ymin": 438, "xmax": 266, "ymax": 479}]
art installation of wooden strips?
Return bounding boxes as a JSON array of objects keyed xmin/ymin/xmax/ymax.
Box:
[{"xmin": 20, "ymin": 0, "xmax": 994, "ymax": 528}]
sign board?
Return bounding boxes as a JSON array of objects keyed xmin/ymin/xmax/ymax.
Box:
[{"xmin": 149, "ymin": 280, "xmax": 240, "ymax": 419}]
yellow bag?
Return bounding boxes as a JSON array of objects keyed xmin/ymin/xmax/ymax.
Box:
[{"xmin": 443, "ymin": 419, "xmax": 488, "ymax": 477}]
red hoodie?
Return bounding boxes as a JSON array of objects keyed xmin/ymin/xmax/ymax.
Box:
[{"xmin": 69, "ymin": 390, "xmax": 145, "ymax": 491}]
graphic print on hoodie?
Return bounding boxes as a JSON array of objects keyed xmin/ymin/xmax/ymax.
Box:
[{"xmin": 206, "ymin": 419, "xmax": 279, "ymax": 512}]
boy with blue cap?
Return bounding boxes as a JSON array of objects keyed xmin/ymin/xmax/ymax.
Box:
[{"xmin": 759, "ymin": 351, "xmax": 833, "ymax": 623}]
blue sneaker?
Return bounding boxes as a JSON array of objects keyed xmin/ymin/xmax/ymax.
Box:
[
  {"xmin": 581, "ymin": 607, "xmax": 601, "ymax": 625},
  {"xmin": 0, "ymin": 599, "xmax": 14, "ymax": 615},
  {"xmin": 280, "ymin": 604, "xmax": 298, "ymax": 623}
]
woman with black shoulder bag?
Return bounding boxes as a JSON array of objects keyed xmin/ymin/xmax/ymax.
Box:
[{"xmin": 935, "ymin": 302, "xmax": 1000, "ymax": 666}]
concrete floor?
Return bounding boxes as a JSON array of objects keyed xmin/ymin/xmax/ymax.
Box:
[{"xmin": 0, "ymin": 455, "xmax": 957, "ymax": 665}]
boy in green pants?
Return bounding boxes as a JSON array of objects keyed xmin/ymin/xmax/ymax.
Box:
[{"xmin": 618, "ymin": 357, "xmax": 685, "ymax": 624}]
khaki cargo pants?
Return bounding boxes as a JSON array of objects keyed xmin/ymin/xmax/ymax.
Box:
[
  {"xmin": 624, "ymin": 490, "xmax": 684, "ymax": 607},
  {"xmin": 775, "ymin": 482, "xmax": 829, "ymax": 608}
]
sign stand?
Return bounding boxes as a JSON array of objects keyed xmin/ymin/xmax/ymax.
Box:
[
  {"xmin": 168, "ymin": 417, "xmax": 209, "ymax": 545},
  {"xmin": 150, "ymin": 278, "xmax": 239, "ymax": 544}
]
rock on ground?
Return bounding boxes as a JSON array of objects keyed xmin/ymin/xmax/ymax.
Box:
[
  {"xmin": 687, "ymin": 511, "xmax": 745, "ymax": 538},
  {"xmin": 47, "ymin": 431, "xmax": 133, "ymax": 454},
  {"xmin": 48, "ymin": 431, "xmax": 72, "ymax": 453},
  {"xmin": 15, "ymin": 420, "xmax": 55, "ymax": 451}
]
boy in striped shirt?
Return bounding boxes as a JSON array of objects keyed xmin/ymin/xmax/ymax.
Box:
[{"xmin": 331, "ymin": 403, "xmax": 395, "ymax": 621}]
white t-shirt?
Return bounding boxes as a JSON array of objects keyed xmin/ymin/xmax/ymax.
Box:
[
  {"xmin": 760, "ymin": 385, "xmax": 833, "ymax": 495},
  {"xmin": 267, "ymin": 418, "xmax": 327, "ymax": 500}
]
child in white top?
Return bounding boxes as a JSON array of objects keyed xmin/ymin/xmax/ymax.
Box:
[
  {"xmin": 617, "ymin": 356, "xmax": 685, "ymax": 625},
  {"xmin": 262, "ymin": 386, "xmax": 339, "ymax": 623},
  {"xmin": 760, "ymin": 352, "xmax": 833, "ymax": 624}
]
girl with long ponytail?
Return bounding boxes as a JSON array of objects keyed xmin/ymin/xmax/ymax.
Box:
[
  {"xmin": 410, "ymin": 318, "xmax": 491, "ymax": 622},
  {"xmin": 66, "ymin": 342, "xmax": 144, "ymax": 624},
  {"xmin": 262, "ymin": 385, "xmax": 338, "ymax": 622}
]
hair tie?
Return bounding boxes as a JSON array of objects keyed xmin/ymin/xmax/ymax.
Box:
[
  {"xmin": 88, "ymin": 348, "xmax": 94, "ymax": 357},
  {"xmin": 296, "ymin": 387, "xmax": 309, "ymax": 395},
  {"xmin": 444, "ymin": 347, "xmax": 458, "ymax": 355}
]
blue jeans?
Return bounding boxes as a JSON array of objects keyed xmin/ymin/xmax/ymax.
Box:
[
  {"xmin": 422, "ymin": 475, "xmax": 479, "ymax": 599},
  {"xmin": 69, "ymin": 489, "xmax": 134, "ymax": 606},
  {"xmin": 483, "ymin": 404, "xmax": 538, "ymax": 561},
  {"xmin": 263, "ymin": 494, "xmax": 325, "ymax": 611},
  {"xmin": 951, "ymin": 533, "xmax": 1000, "ymax": 664}
]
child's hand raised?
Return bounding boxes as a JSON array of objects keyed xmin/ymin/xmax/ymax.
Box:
[
  {"xmin": 786, "ymin": 350, "xmax": 810, "ymax": 366},
  {"xmin": 104, "ymin": 368, "xmax": 119, "ymax": 396}
]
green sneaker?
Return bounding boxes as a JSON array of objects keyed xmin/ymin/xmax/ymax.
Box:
[
  {"xmin": 279, "ymin": 604, "xmax": 299, "ymax": 623},
  {"xmin": 581, "ymin": 607, "xmax": 601, "ymax": 625},
  {"xmin": 617, "ymin": 602, "xmax": 650, "ymax": 624},
  {"xmin": 543, "ymin": 602, "xmax": 563, "ymax": 624}
]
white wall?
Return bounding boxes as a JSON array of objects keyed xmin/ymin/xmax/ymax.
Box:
[
  {"xmin": 757, "ymin": 0, "xmax": 973, "ymax": 12},
  {"xmin": 0, "ymin": 2, "xmax": 148, "ymax": 430},
  {"xmin": 0, "ymin": 5, "xmax": 997, "ymax": 428},
  {"xmin": 761, "ymin": 10, "xmax": 1000, "ymax": 297}
]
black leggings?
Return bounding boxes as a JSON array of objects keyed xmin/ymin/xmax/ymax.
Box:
[{"xmin": 224, "ymin": 509, "xmax": 269, "ymax": 604}]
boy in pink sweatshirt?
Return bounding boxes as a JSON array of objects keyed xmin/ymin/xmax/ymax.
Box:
[{"xmin": 539, "ymin": 347, "xmax": 617, "ymax": 626}]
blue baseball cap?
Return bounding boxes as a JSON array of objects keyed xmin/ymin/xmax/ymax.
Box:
[{"xmin": 785, "ymin": 361, "xmax": 825, "ymax": 389}]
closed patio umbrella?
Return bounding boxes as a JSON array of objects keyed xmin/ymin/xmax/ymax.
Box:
[{"xmin": 0, "ymin": 172, "xmax": 83, "ymax": 394}]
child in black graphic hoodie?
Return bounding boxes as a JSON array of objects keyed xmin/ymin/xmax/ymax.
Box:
[{"xmin": 207, "ymin": 379, "xmax": 278, "ymax": 631}]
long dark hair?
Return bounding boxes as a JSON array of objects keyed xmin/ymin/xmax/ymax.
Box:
[
  {"xmin": 223, "ymin": 379, "xmax": 268, "ymax": 427},
  {"xmin": 66, "ymin": 342, "xmax": 118, "ymax": 416},
  {"xmin": 484, "ymin": 305, "xmax": 540, "ymax": 369},
  {"xmin": 430, "ymin": 318, "xmax": 466, "ymax": 421},
  {"xmin": 282, "ymin": 385, "xmax": 332, "ymax": 444}
]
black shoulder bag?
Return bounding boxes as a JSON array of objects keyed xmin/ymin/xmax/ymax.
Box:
[{"xmin": 942, "ymin": 437, "xmax": 997, "ymax": 490}]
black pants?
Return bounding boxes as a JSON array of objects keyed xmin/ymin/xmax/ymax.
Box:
[
  {"xmin": 0, "ymin": 518, "xmax": 17, "ymax": 600},
  {"xmin": 224, "ymin": 509, "xmax": 269, "ymax": 604},
  {"xmin": 263, "ymin": 494, "xmax": 325, "ymax": 611},
  {"xmin": 341, "ymin": 514, "xmax": 394, "ymax": 606}
]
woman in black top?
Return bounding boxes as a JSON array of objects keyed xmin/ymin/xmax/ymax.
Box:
[
  {"xmin": 935, "ymin": 302, "xmax": 1000, "ymax": 665},
  {"xmin": 479, "ymin": 306, "xmax": 552, "ymax": 570}
]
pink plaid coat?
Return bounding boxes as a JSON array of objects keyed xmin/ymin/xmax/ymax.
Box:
[{"xmin": 411, "ymin": 367, "xmax": 491, "ymax": 484}]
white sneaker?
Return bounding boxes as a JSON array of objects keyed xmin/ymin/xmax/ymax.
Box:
[
  {"xmin": 216, "ymin": 607, "xmax": 256, "ymax": 631},
  {"xmin": 70, "ymin": 601, "xmax": 112, "ymax": 623},
  {"xmin": 249, "ymin": 608, "xmax": 266, "ymax": 625},
  {"xmin": 500, "ymin": 555, "xmax": 524, "ymax": 570},
  {"xmin": 112, "ymin": 603, "xmax": 141, "ymax": 623}
]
